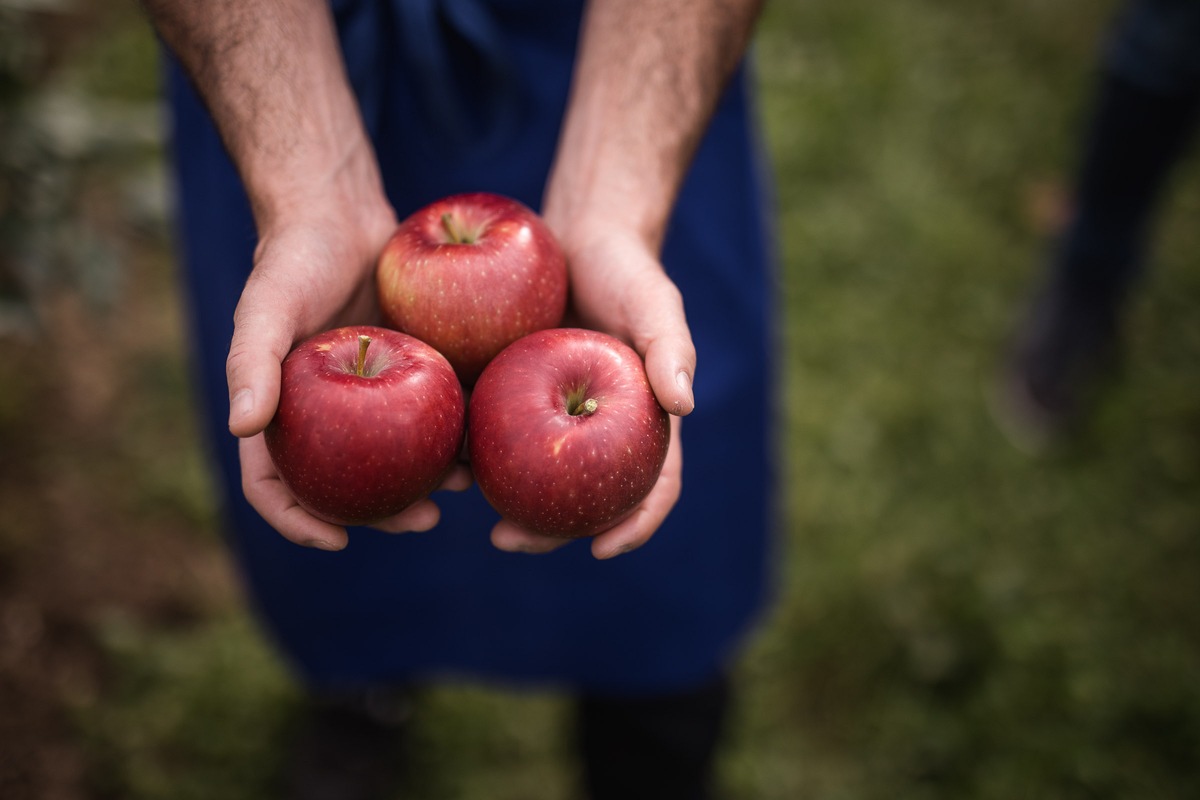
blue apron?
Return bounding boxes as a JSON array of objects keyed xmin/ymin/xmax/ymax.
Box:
[{"xmin": 168, "ymin": 0, "xmax": 778, "ymax": 694}]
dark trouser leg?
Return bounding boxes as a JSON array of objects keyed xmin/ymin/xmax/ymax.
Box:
[
  {"xmin": 997, "ymin": 68, "xmax": 1199, "ymax": 446},
  {"xmin": 280, "ymin": 686, "xmax": 413, "ymax": 800},
  {"xmin": 1052, "ymin": 69, "xmax": 1200, "ymax": 311},
  {"xmin": 575, "ymin": 672, "xmax": 732, "ymax": 800}
]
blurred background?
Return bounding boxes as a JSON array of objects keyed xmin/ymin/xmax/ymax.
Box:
[{"xmin": 2, "ymin": 0, "xmax": 1199, "ymax": 798}]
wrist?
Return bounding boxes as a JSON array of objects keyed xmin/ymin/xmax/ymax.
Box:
[
  {"xmin": 247, "ymin": 130, "xmax": 394, "ymax": 238},
  {"xmin": 542, "ymin": 185, "xmax": 669, "ymax": 270},
  {"xmin": 542, "ymin": 147, "xmax": 676, "ymax": 258}
]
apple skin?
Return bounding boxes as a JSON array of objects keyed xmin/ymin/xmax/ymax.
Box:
[
  {"xmin": 376, "ymin": 192, "xmax": 568, "ymax": 385},
  {"xmin": 264, "ymin": 325, "xmax": 466, "ymax": 527},
  {"xmin": 468, "ymin": 328, "xmax": 671, "ymax": 539}
]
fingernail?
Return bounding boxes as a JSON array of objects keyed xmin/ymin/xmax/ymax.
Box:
[
  {"xmin": 229, "ymin": 388, "xmax": 254, "ymax": 427},
  {"xmin": 600, "ymin": 543, "xmax": 633, "ymax": 560},
  {"xmin": 310, "ymin": 538, "xmax": 342, "ymax": 552},
  {"xmin": 675, "ymin": 370, "xmax": 694, "ymax": 414}
]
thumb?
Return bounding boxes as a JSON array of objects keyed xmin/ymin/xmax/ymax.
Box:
[
  {"xmin": 634, "ymin": 279, "xmax": 697, "ymax": 417},
  {"xmin": 226, "ymin": 290, "xmax": 297, "ymax": 438}
]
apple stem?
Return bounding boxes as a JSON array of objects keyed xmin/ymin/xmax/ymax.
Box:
[
  {"xmin": 355, "ymin": 334, "xmax": 371, "ymax": 377},
  {"xmin": 569, "ymin": 397, "xmax": 599, "ymax": 417},
  {"xmin": 441, "ymin": 212, "xmax": 474, "ymax": 244}
]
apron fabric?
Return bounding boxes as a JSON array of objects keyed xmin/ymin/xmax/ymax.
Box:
[{"xmin": 167, "ymin": 0, "xmax": 779, "ymax": 695}]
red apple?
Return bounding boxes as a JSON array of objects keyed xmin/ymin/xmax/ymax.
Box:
[
  {"xmin": 468, "ymin": 328, "xmax": 671, "ymax": 538},
  {"xmin": 376, "ymin": 192, "xmax": 568, "ymax": 385},
  {"xmin": 264, "ymin": 325, "xmax": 465, "ymax": 527}
]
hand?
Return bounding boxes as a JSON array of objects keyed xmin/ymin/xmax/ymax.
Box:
[
  {"xmin": 226, "ymin": 203, "xmax": 394, "ymax": 438},
  {"xmin": 489, "ymin": 223, "xmax": 696, "ymax": 559},
  {"xmin": 143, "ymin": 0, "xmax": 475, "ymax": 549},
  {"xmin": 226, "ymin": 193, "xmax": 470, "ymax": 550},
  {"xmin": 242, "ymin": 433, "xmax": 474, "ymax": 550}
]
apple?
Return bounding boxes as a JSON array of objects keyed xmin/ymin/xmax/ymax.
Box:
[
  {"xmin": 376, "ymin": 192, "xmax": 568, "ymax": 385},
  {"xmin": 468, "ymin": 328, "xmax": 671, "ymax": 538},
  {"xmin": 264, "ymin": 325, "xmax": 465, "ymax": 527}
]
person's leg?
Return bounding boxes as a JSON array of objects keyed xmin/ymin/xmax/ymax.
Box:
[
  {"xmin": 1004, "ymin": 70, "xmax": 1199, "ymax": 436},
  {"xmin": 280, "ymin": 685, "xmax": 414, "ymax": 800},
  {"xmin": 575, "ymin": 672, "xmax": 733, "ymax": 800},
  {"xmin": 996, "ymin": 29, "xmax": 1200, "ymax": 449},
  {"xmin": 1057, "ymin": 0, "xmax": 1200, "ymax": 310},
  {"xmin": 1054, "ymin": 71, "xmax": 1200, "ymax": 313}
]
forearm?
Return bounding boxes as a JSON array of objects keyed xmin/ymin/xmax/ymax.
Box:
[
  {"xmin": 142, "ymin": 0, "xmax": 387, "ymax": 229},
  {"xmin": 545, "ymin": 0, "xmax": 764, "ymax": 250}
]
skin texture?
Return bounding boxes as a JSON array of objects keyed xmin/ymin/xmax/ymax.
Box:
[{"xmin": 142, "ymin": 0, "xmax": 764, "ymax": 557}]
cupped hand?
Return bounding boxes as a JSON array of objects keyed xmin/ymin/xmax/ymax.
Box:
[
  {"xmin": 227, "ymin": 195, "xmax": 471, "ymax": 549},
  {"xmin": 489, "ymin": 222, "xmax": 696, "ymax": 559},
  {"xmin": 242, "ymin": 434, "xmax": 474, "ymax": 550},
  {"xmin": 225, "ymin": 206, "xmax": 395, "ymax": 439}
]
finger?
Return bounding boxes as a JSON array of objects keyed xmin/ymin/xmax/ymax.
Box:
[
  {"xmin": 591, "ymin": 415, "xmax": 683, "ymax": 559},
  {"xmin": 490, "ymin": 520, "xmax": 576, "ymax": 555},
  {"xmin": 240, "ymin": 435, "xmax": 349, "ymax": 550},
  {"xmin": 370, "ymin": 499, "xmax": 442, "ymax": 533},
  {"xmin": 630, "ymin": 278, "xmax": 697, "ymax": 416},
  {"xmin": 227, "ymin": 273, "xmax": 298, "ymax": 438},
  {"xmin": 437, "ymin": 463, "xmax": 474, "ymax": 493}
]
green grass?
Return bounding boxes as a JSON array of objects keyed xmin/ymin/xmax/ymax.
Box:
[
  {"xmin": 53, "ymin": 0, "xmax": 1200, "ymax": 798},
  {"xmin": 727, "ymin": 1, "xmax": 1200, "ymax": 798}
]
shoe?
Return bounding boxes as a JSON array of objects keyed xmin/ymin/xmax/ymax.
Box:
[
  {"xmin": 991, "ymin": 279, "xmax": 1120, "ymax": 454},
  {"xmin": 577, "ymin": 673, "xmax": 731, "ymax": 800},
  {"xmin": 280, "ymin": 686, "xmax": 412, "ymax": 800}
]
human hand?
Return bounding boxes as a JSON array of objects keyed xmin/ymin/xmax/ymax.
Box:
[
  {"xmin": 144, "ymin": 0, "xmax": 473, "ymax": 549},
  {"xmin": 226, "ymin": 195, "xmax": 471, "ymax": 550},
  {"xmin": 489, "ymin": 224, "xmax": 695, "ymax": 559},
  {"xmin": 241, "ymin": 433, "xmax": 473, "ymax": 551}
]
